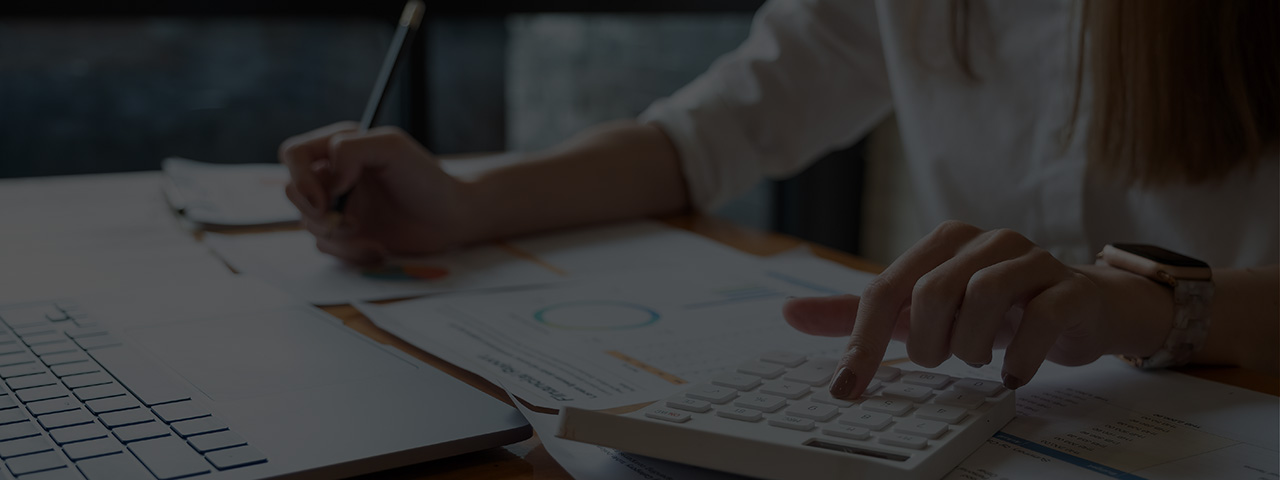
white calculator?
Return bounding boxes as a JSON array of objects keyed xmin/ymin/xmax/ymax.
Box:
[{"xmin": 557, "ymin": 351, "xmax": 1014, "ymax": 480}]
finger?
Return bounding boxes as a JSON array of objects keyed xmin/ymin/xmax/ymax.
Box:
[
  {"xmin": 950, "ymin": 248, "xmax": 1063, "ymax": 366},
  {"xmin": 314, "ymin": 237, "xmax": 387, "ymax": 267},
  {"xmin": 908, "ymin": 229, "xmax": 1034, "ymax": 367},
  {"xmin": 278, "ymin": 121, "xmax": 359, "ymax": 209},
  {"xmin": 784, "ymin": 296, "xmax": 861, "ymax": 337},
  {"xmin": 285, "ymin": 183, "xmax": 326, "ymax": 220},
  {"xmin": 326, "ymin": 126, "xmax": 431, "ymax": 197},
  {"xmin": 833, "ymin": 220, "xmax": 983, "ymax": 399},
  {"xmin": 1000, "ymin": 280, "xmax": 1083, "ymax": 389}
]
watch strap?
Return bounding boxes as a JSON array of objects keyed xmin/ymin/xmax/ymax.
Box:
[{"xmin": 1121, "ymin": 278, "xmax": 1214, "ymax": 369}]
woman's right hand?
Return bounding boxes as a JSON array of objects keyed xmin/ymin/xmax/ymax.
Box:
[{"xmin": 278, "ymin": 122, "xmax": 479, "ymax": 266}]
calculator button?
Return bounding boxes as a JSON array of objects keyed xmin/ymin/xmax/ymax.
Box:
[
  {"xmin": 822, "ymin": 424, "xmax": 871, "ymax": 441},
  {"xmin": 758, "ymin": 351, "xmax": 807, "ymax": 367},
  {"xmin": 838, "ymin": 411, "xmax": 893, "ymax": 431},
  {"xmin": 784, "ymin": 401, "xmax": 838, "ymax": 421},
  {"xmin": 685, "ymin": 385, "xmax": 737, "ymax": 404},
  {"xmin": 881, "ymin": 383, "xmax": 933, "ymax": 402},
  {"xmin": 733, "ymin": 394, "xmax": 787, "ymax": 413},
  {"xmin": 935, "ymin": 390, "xmax": 985, "ymax": 409},
  {"xmin": 767, "ymin": 415, "xmax": 814, "ymax": 431},
  {"xmin": 737, "ymin": 361, "xmax": 785, "ymax": 379},
  {"xmin": 710, "ymin": 372, "xmax": 762, "ymax": 391},
  {"xmin": 783, "ymin": 361, "xmax": 837, "ymax": 386},
  {"xmin": 915, "ymin": 405, "xmax": 968, "ymax": 424},
  {"xmin": 952, "ymin": 378, "xmax": 1003, "ymax": 396},
  {"xmin": 879, "ymin": 433, "xmax": 928, "ymax": 450},
  {"xmin": 860, "ymin": 397, "xmax": 912, "ymax": 416},
  {"xmin": 873, "ymin": 366, "xmax": 901, "ymax": 381},
  {"xmin": 715, "ymin": 406, "xmax": 762, "ymax": 422},
  {"xmin": 666, "ymin": 397, "xmax": 711, "ymax": 413},
  {"xmin": 900, "ymin": 372, "xmax": 952, "ymax": 390},
  {"xmin": 809, "ymin": 392, "xmax": 855, "ymax": 408},
  {"xmin": 643, "ymin": 408, "xmax": 690, "ymax": 423},
  {"xmin": 760, "ymin": 381, "xmax": 811, "ymax": 400},
  {"xmin": 894, "ymin": 419, "xmax": 948, "ymax": 439}
]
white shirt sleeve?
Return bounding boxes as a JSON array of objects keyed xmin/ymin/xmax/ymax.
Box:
[{"xmin": 640, "ymin": 0, "xmax": 894, "ymax": 211}]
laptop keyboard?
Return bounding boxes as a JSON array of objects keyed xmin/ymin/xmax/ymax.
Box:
[{"xmin": 0, "ymin": 302, "xmax": 266, "ymax": 479}]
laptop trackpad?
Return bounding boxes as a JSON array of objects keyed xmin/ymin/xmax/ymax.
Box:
[{"xmin": 126, "ymin": 308, "xmax": 413, "ymax": 401}]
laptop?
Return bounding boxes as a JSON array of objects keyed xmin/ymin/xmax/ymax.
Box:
[{"xmin": 0, "ymin": 276, "xmax": 530, "ymax": 479}]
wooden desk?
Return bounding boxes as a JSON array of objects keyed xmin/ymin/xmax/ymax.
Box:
[{"xmin": 319, "ymin": 214, "xmax": 1278, "ymax": 479}]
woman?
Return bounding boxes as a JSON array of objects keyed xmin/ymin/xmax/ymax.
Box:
[{"xmin": 279, "ymin": 0, "xmax": 1278, "ymax": 399}]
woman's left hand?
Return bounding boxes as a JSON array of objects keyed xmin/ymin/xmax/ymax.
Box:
[{"xmin": 784, "ymin": 220, "xmax": 1172, "ymax": 399}]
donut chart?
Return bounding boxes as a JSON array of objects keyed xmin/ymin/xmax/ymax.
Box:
[{"xmin": 533, "ymin": 301, "xmax": 660, "ymax": 331}]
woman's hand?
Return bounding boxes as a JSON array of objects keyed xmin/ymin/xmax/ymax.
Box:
[
  {"xmin": 784, "ymin": 220, "xmax": 1175, "ymax": 399},
  {"xmin": 278, "ymin": 122, "xmax": 478, "ymax": 266}
]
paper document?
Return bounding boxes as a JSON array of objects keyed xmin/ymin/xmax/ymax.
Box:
[
  {"xmin": 162, "ymin": 158, "xmax": 300, "ymax": 228},
  {"xmin": 361, "ymin": 260, "xmax": 906, "ymax": 410},
  {"xmin": 205, "ymin": 230, "xmax": 562, "ymax": 305},
  {"xmin": 509, "ymin": 220, "xmax": 760, "ymax": 275}
]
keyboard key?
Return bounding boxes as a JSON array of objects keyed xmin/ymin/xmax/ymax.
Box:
[
  {"xmin": 88, "ymin": 347, "xmax": 190, "ymax": 406},
  {"xmin": 733, "ymin": 394, "xmax": 787, "ymax": 413},
  {"xmin": 50, "ymin": 363, "xmax": 99, "ymax": 378},
  {"xmin": 822, "ymin": 424, "xmax": 871, "ymax": 441},
  {"xmin": 839, "ymin": 411, "xmax": 893, "ymax": 431},
  {"xmin": 49, "ymin": 423, "xmax": 108, "ymax": 445},
  {"xmin": 205, "ymin": 445, "xmax": 267, "ymax": 470},
  {"xmin": 900, "ymin": 372, "xmax": 952, "ymax": 390},
  {"xmin": 934, "ymin": 390, "xmax": 985, "ymax": 409},
  {"xmin": 31, "ymin": 342, "xmax": 76, "ymax": 357},
  {"xmin": 879, "ymin": 433, "xmax": 928, "ymax": 450},
  {"xmin": 186, "ymin": 431, "xmax": 247, "ymax": 453},
  {"xmin": 0, "ymin": 308, "xmax": 55, "ymax": 328},
  {"xmin": 21, "ymin": 466, "xmax": 82, "ymax": 480},
  {"xmin": 0, "ymin": 421, "xmax": 40, "ymax": 441},
  {"xmin": 684, "ymin": 385, "xmax": 737, "ymax": 404},
  {"xmin": 22, "ymin": 334, "xmax": 65, "ymax": 347},
  {"xmin": 37, "ymin": 409, "xmax": 94, "ymax": 430},
  {"xmin": 17, "ymin": 385, "xmax": 71, "ymax": 403},
  {"xmin": 0, "ymin": 408, "xmax": 28, "ymax": 424},
  {"xmin": 151, "ymin": 401, "xmax": 210, "ymax": 423},
  {"xmin": 113, "ymin": 422, "xmax": 170, "ymax": 443},
  {"xmin": 99, "ymin": 408, "xmax": 156, "ymax": 429},
  {"xmin": 0, "ymin": 352, "xmax": 36, "ymax": 367},
  {"xmin": 714, "ymin": 406, "xmax": 762, "ymax": 422},
  {"xmin": 72, "ymin": 383, "xmax": 127, "ymax": 402},
  {"xmin": 73, "ymin": 336, "xmax": 121, "ymax": 351},
  {"xmin": 130, "ymin": 436, "xmax": 211, "ymax": 479},
  {"xmin": 736, "ymin": 361, "xmax": 785, "ymax": 379},
  {"xmin": 916, "ymin": 405, "xmax": 968, "ymax": 424},
  {"xmin": 784, "ymin": 401, "xmax": 838, "ymax": 421},
  {"xmin": 882, "ymin": 383, "xmax": 933, "ymax": 402},
  {"xmin": 63, "ymin": 437, "xmax": 123, "ymax": 461},
  {"xmin": 709, "ymin": 372, "xmax": 762, "ymax": 391},
  {"xmin": 0, "ymin": 343, "xmax": 27, "ymax": 356},
  {"xmin": 6, "ymin": 450, "xmax": 66, "ymax": 476},
  {"xmin": 27, "ymin": 398, "xmax": 80, "ymax": 416},
  {"xmin": 64, "ymin": 327, "xmax": 107, "ymax": 339},
  {"xmin": 767, "ymin": 415, "xmax": 814, "ymax": 431},
  {"xmin": 760, "ymin": 381, "xmax": 811, "ymax": 400},
  {"xmin": 84, "ymin": 397, "xmax": 139, "ymax": 415},
  {"xmin": 666, "ymin": 397, "xmax": 711, "ymax": 413},
  {"xmin": 0, "ymin": 364, "xmax": 47, "ymax": 379},
  {"xmin": 953, "ymin": 378, "xmax": 1004, "ymax": 397},
  {"xmin": 62, "ymin": 372, "xmax": 113, "ymax": 390},
  {"xmin": 894, "ymin": 419, "xmax": 948, "ymax": 439},
  {"xmin": 758, "ymin": 351, "xmax": 807, "ymax": 367},
  {"xmin": 643, "ymin": 407, "xmax": 690, "ymax": 423},
  {"xmin": 784, "ymin": 363, "xmax": 837, "ymax": 386},
  {"xmin": 172, "ymin": 417, "xmax": 227, "ymax": 438},
  {"xmin": 14, "ymin": 325, "xmax": 56, "ymax": 337},
  {"xmin": 862, "ymin": 379, "xmax": 884, "ymax": 394},
  {"xmin": 809, "ymin": 392, "xmax": 855, "ymax": 408},
  {"xmin": 874, "ymin": 366, "xmax": 901, "ymax": 381},
  {"xmin": 0, "ymin": 435, "xmax": 54, "ymax": 459},
  {"xmin": 40, "ymin": 352, "xmax": 89, "ymax": 367},
  {"xmin": 861, "ymin": 397, "xmax": 912, "ymax": 416},
  {"xmin": 8, "ymin": 373, "xmax": 57, "ymax": 390},
  {"xmin": 76, "ymin": 452, "xmax": 152, "ymax": 480},
  {"xmin": 0, "ymin": 395, "xmax": 16, "ymax": 409}
]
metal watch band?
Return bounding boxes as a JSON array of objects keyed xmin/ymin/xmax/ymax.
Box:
[{"xmin": 1121, "ymin": 278, "xmax": 1214, "ymax": 369}]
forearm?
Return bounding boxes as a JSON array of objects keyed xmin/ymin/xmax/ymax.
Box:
[
  {"xmin": 462, "ymin": 120, "xmax": 689, "ymax": 242},
  {"xmin": 1193, "ymin": 265, "xmax": 1279, "ymax": 373}
]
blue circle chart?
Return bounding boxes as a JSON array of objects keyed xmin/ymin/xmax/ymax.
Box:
[{"xmin": 533, "ymin": 301, "xmax": 661, "ymax": 331}]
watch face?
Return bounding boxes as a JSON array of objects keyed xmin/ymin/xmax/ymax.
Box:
[{"xmin": 1112, "ymin": 243, "xmax": 1209, "ymax": 268}]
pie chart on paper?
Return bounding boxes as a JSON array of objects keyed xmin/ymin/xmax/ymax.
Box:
[{"xmin": 533, "ymin": 301, "xmax": 661, "ymax": 331}]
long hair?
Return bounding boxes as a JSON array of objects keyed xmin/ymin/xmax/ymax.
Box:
[{"xmin": 951, "ymin": 0, "xmax": 1279, "ymax": 186}]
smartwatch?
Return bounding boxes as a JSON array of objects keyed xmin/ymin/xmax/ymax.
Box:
[{"xmin": 1096, "ymin": 244, "xmax": 1214, "ymax": 369}]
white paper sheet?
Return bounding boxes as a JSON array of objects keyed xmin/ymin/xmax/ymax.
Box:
[
  {"xmin": 508, "ymin": 220, "xmax": 762, "ymax": 275},
  {"xmin": 361, "ymin": 261, "xmax": 907, "ymax": 410},
  {"xmin": 161, "ymin": 157, "xmax": 300, "ymax": 227},
  {"xmin": 204, "ymin": 230, "xmax": 564, "ymax": 305}
]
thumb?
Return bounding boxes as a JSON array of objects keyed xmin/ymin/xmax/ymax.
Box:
[{"xmin": 784, "ymin": 295, "xmax": 861, "ymax": 337}]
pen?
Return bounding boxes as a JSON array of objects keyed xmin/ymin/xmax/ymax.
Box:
[{"xmin": 327, "ymin": 0, "xmax": 425, "ymax": 228}]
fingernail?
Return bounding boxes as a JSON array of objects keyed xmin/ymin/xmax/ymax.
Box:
[
  {"xmin": 830, "ymin": 367, "xmax": 857, "ymax": 399},
  {"xmin": 1001, "ymin": 372, "xmax": 1023, "ymax": 390},
  {"xmin": 966, "ymin": 362, "xmax": 986, "ymax": 369}
]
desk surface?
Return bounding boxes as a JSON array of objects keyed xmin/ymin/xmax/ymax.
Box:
[{"xmin": 320, "ymin": 214, "xmax": 1279, "ymax": 480}]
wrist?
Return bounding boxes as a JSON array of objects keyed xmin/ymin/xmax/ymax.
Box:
[{"xmin": 1074, "ymin": 264, "xmax": 1175, "ymax": 358}]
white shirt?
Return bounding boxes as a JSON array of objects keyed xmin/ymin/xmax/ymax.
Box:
[{"xmin": 641, "ymin": 0, "xmax": 1278, "ymax": 268}]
